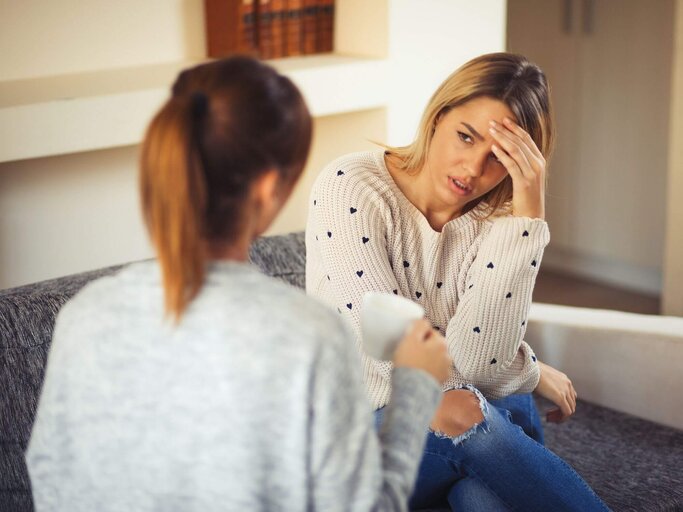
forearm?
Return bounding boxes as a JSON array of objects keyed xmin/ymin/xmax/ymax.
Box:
[
  {"xmin": 447, "ymin": 216, "xmax": 547, "ymax": 394},
  {"xmin": 374, "ymin": 367, "xmax": 442, "ymax": 511},
  {"xmin": 459, "ymin": 342, "xmax": 541, "ymax": 399}
]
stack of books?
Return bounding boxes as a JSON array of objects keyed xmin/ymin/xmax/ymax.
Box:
[{"xmin": 205, "ymin": 0, "xmax": 335, "ymax": 60}]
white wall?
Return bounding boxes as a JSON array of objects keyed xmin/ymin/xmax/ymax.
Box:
[
  {"xmin": 385, "ymin": 1, "xmax": 507, "ymax": 146},
  {"xmin": 0, "ymin": 110, "xmax": 387, "ymax": 289},
  {"xmin": 0, "ymin": 0, "xmax": 508, "ymax": 289},
  {"xmin": 0, "ymin": 0, "xmax": 205, "ymax": 80},
  {"xmin": 0, "ymin": 147, "xmax": 152, "ymax": 286}
]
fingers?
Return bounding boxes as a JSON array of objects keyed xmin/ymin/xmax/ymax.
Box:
[
  {"xmin": 559, "ymin": 395, "xmax": 573, "ymax": 420},
  {"xmin": 502, "ymin": 117, "xmax": 544, "ymax": 161},
  {"xmin": 489, "ymin": 122, "xmax": 534, "ymax": 179},
  {"xmin": 406, "ymin": 318, "xmax": 433, "ymax": 342},
  {"xmin": 568, "ymin": 382, "xmax": 578, "ymax": 414},
  {"xmin": 490, "ymin": 144, "xmax": 525, "ymax": 182},
  {"xmin": 497, "ymin": 118, "xmax": 544, "ymax": 167},
  {"xmin": 489, "ymin": 119, "xmax": 545, "ymax": 179},
  {"xmin": 568, "ymin": 388, "xmax": 577, "ymax": 414}
]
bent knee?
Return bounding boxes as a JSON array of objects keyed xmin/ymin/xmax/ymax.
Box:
[{"xmin": 432, "ymin": 389, "xmax": 485, "ymax": 438}]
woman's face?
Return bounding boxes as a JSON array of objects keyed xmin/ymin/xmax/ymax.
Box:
[{"xmin": 424, "ymin": 96, "xmax": 514, "ymax": 213}]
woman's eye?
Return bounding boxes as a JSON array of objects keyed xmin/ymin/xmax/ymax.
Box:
[{"xmin": 457, "ymin": 131, "xmax": 473, "ymax": 144}]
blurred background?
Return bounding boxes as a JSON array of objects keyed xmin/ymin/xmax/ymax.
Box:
[{"xmin": 0, "ymin": 0, "xmax": 681, "ymax": 316}]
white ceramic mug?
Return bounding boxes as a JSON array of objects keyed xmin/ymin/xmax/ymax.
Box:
[{"xmin": 360, "ymin": 292, "xmax": 425, "ymax": 361}]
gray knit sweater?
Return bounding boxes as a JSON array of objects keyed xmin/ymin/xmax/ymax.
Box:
[
  {"xmin": 26, "ymin": 260, "xmax": 441, "ymax": 511},
  {"xmin": 306, "ymin": 149, "xmax": 547, "ymax": 410}
]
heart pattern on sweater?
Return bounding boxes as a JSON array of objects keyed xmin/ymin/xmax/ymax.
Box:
[
  {"xmin": 490, "ymin": 358, "xmax": 497, "ymax": 364},
  {"xmin": 337, "ymin": 170, "xmax": 345, "ymax": 176},
  {"xmin": 487, "ymin": 262, "xmax": 494, "ymax": 269},
  {"xmin": 350, "ymin": 207, "xmax": 357, "ymax": 214},
  {"xmin": 356, "ymin": 271, "xmax": 364, "ymax": 277},
  {"xmin": 473, "ymin": 327, "xmax": 481, "ymax": 333},
  {"xmin": 362, "ymin": 236, "xmax": 369, "ymax": 244}
]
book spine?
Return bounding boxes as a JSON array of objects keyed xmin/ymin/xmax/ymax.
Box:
[
  {"xmin": 284, "ymin": 0, "xmax": 303, "ymax": 57},
  {"xmin": 316, "ymin": 0, "xmax": 334, "ymax": 53},
  {"xmin": 240, "ymin": 0, "xmax": 257, "ymax": 54},
  {"xmin": 302, "ymin": 0, "xmax": 318, "ymax": 54},
  {"xmin": 204, "ymin": 0, "xmax": 239, "ymax": 58},
  {"xmin": 271, "ymin": 0, "xmax": 286, "ymax": 59},
  {"xmin": 258, "ymin": 0, "xmax": 274, "ymax": 59}
]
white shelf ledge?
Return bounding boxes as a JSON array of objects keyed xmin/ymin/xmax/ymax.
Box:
[{"xmin": 0, "ymin": 55, "xmax": 389, "ymax": 163}]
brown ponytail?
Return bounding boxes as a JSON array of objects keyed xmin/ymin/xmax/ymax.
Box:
[
  {"xmin": 140, "ymin": 94, "xmax": 207, "ymax": 320},
  {"xmin": 139, "ymin": 57, "xmax": 311, "ymax": 322}
]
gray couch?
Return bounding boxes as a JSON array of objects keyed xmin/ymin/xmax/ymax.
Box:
[{"xmin": 1, "ymin": 232, "xmax": 682, "ymax": 511}]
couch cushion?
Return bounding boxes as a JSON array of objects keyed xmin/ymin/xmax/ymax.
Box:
[
  {"xmin": 538, "ymin": 397, "xmax": 683, "ymax": 512},
  {"xmin": 248, "ymin": 231, "xmax": 306, "ymax": 287}
]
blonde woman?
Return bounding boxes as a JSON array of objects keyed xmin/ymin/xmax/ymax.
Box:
[{"xmin": 307, "ymin": 53, "xmax": 608, "ymax": 511}]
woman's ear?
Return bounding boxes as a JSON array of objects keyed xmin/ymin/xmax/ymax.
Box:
[{"xmin": 251, "ymin": 169, "xmax": 285, "ymax": 235}]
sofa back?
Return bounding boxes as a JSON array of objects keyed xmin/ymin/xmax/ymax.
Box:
[
  {"xmin": 0, "ymin": 232, "xmax": 305, "ymax": 512},
  {"xmin": 527, "ymin": 302, "xmax": 683, "ymax": 430}
]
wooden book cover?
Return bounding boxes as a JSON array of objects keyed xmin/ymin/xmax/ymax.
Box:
[
  {"xmin": 258, "ymin": 0, "xmax": 274, "ymax": 59},
  {"xmin": 204, "ymin": 0, "xmax": 257, "ymax": 58},
  {"xmin": 270, "ymin": 0, "xmax": 286, "ymax": 59},
  {"xmin": 302, "ymin": 0, "xmax": 318, "ymax": 54},
  {"xmin": 316, "ymin": 0, "xmax": 334, "ymax": 53},
  {"xmin": 284, "ymin": 0, "xmax": 303, "ymax": 57}
]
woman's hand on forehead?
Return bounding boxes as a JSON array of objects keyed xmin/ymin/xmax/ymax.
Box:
[{"xmin": 489, "ymin": 117, "xmax": 546, "ymax": 220}]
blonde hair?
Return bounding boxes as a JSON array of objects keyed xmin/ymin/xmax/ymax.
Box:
[
  {"xmin": 140, "ymin": 57, "xmax": 311, "ymax": 321},
  {"xmin": 385, "ymin": 52, "xmax": 555, "ymax": 218}
]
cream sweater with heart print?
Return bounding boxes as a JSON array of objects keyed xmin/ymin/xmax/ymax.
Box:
[{"xmin": 306, "ymin": 149, "xmax": 547, "ymax": 410}]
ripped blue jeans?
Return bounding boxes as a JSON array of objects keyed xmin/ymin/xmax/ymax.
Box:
[{"xmin": 374, "ymin": 388, "xmax": 610, "ymax": 512}]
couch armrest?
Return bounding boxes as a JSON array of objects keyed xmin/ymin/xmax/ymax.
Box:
[{"xmin": 526, "ymin": 303, "xmax": 683, "ymax": 430}]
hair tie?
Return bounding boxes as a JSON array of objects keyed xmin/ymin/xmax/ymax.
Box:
[{"xmin": 190, "ymin": 91, "xmax": 209, "ymax": 119}]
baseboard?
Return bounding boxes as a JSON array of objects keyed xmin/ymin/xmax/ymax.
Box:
[{"xmin": 542, "ymin": 246, "xmax": 662, "ymax": 296}]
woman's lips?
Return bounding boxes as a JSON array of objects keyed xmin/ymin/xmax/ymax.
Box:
[{"xmin": 448, "ymin": 176, "xmax": 473, "ymax": 196}]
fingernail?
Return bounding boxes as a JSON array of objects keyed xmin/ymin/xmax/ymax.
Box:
[
  {"xmin": 488, "ymin": 127, "xmax": 496, "ymax": 135},
  {"xmin": 504, "ymin": 117, "xmax": 513, "ymax": 124},
  {"xmin": 489, "ymin": 120, "xmax": 497, "ymax": 127}
]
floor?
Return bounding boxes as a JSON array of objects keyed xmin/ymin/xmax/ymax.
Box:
[{"xmin": 533, "ymin": 269, "xmax": 661, "ymax": 315}]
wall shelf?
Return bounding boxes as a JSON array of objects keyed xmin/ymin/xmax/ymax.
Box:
[{"xmin": 0, "ymin": 54, "xmax": 388, "ymax": 163}]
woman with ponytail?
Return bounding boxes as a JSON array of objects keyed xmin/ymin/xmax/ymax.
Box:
[{"xmin": 25, "ymin": 56, "xmax": 454, "ymax": 511}]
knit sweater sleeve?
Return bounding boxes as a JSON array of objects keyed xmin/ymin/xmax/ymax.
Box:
[
  {"xmin": 307, "ymin": 164, "xmax": 400, "ymax": 385},
  {"xmin": 309, "ymin": 320, "xmax": 442, "ymax": 511},
  {"xmin": 444, "ymin": 216, "xmax": 548, "ymax": 398}
]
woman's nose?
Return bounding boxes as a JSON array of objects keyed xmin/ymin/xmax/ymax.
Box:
[{"xmin": 464, "ymin": 153, "xmax": 487, "ymax": 177}]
